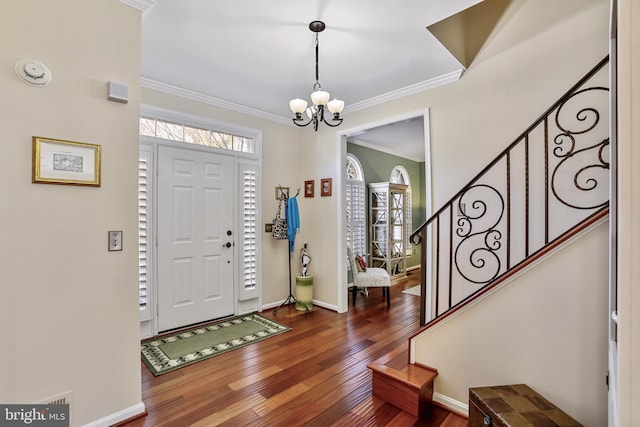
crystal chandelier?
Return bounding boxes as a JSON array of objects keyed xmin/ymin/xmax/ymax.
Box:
[{"xmin": 289, "ymin": 21, "xmax": 345, "ymax": 131}]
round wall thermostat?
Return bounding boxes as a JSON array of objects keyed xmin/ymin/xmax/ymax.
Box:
[{"xmin": 15, "ymin": 59, "xmax": 52, "ymax": 86}]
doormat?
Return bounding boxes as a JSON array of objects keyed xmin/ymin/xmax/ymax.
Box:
[{"xmin": 141, "ymin": 313, "xmax": 291, "ymax": 376}]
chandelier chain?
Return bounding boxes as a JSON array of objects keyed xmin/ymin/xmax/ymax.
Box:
[{"xmin": 315, "ymin": 33, "xmax": 320, "ymax": 90}]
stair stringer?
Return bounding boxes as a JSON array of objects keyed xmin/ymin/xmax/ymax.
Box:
[{"xmin": 409, "ymin": 217, "xmax": 609, "ymax": 426}]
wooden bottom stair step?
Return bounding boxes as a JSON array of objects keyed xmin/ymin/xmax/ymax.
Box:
[{"xmin": 368, "ymin": 362, "xmax": 438, "ymax": 419}]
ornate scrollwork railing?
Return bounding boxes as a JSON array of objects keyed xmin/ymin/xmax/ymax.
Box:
[
  {"xmin": 411, "ymin": 57, "xmax": 610, "ymax": 327},
  {"xmin": 454, "ymin": 184, "xmax": 504, "ymax": 285}
]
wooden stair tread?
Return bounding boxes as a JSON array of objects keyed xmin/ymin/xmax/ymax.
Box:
[
  {"xmin": 368, "ymin": 363, "xmax": 437, "ymax": 391},
  {"xmin": 369, "ymin": 362, "xmax": 438, "ymax": 418}
]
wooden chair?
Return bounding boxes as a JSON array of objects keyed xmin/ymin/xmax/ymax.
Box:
[{"xmin": 347, "ymin": 246, "xmax": 391, "ymax": 306}]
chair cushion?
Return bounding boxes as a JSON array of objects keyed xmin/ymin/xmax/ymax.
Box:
[{"xmin": 354, "ymin": 267, "xmax": 390, "ymax": 288}]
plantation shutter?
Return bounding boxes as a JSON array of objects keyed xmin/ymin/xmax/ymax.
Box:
[
  {"xmin": 346, "ymin": 180, "xmax": 366, "ymax": 257},
  {"xmin": 346, "ymin": 155, "xmax": 366, "ymax": 264},
  {"xmin": 239, "ymin": 164, "xmax": 258, "ymax": 300},
  {"xmin": 139, "ymin": 148, "xmax": 153, "ymax": 321}
]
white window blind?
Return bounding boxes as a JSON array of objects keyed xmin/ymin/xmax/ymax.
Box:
[
  {"xmin": 138, "ymin": 149, "xmax": 152, "ymax": 321},
  {"xmin": 239, "ymin": 165, "xmax": 258, "ymax": 300},
  {"xmin": 347, "ymin": 182, "xmax": 366, "ymax": 257},
  {"xmin": 346, "ymin": 154, "xmax": 366, "ymax": 259}
]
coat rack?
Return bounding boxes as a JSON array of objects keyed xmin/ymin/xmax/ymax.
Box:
[{"xmin": 274, "ymin": 185, "xmax": 306, "ymax": 315}]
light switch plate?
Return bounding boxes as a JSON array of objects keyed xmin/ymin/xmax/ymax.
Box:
[{"xmin": 108, "ymin": 230, "xmax": 123, "ymax": 251}]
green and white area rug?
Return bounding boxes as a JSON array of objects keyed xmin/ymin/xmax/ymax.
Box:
[{"xmin": 141, "ymin": 313, "xmax": 291, "ymax": 376}]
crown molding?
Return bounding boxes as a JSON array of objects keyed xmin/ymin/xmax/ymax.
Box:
[
  {"xmin": 349, "ymin": 137, "xmax": 424, "ymax": 163},
  {"xmin": 120, "ymin": 0, "xmax": 157, "ymax": 12},
  {"xmin": 140, "ymin": 77, "xmax": 291, "ymax": 125},
  {"xmin": 345, "ymin": 68, "xmax": 464, "ymax": 114},
  {"xmin": 140, "ymin": 68, "xmax": 464, "ymax": 128}
]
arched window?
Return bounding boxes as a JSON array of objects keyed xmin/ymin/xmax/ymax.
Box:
[
  {"xmin": 346, "ymin": 154, "xmax": 366, "ymax": 257},
  {"xmin": 390, "ymin": 166, "xmax": 412, "ymax": 256}
]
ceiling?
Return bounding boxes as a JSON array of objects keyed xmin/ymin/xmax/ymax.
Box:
[{"xmin": 140, "ymin": 0, "xmax": 482, "ymax": 160}]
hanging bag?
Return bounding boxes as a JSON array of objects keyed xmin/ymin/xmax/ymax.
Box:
[{"xmin": 272, "ymin": 198, "xmax": 288, "ymax": 240}]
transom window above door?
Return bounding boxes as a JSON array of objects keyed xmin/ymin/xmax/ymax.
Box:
[{"xmin": 140, "ymin": 117, "xmax": 254, "ymax": 154}]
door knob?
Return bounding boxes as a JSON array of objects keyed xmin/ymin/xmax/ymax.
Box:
[{"xmin": 224, "ymin": 242, "xmax": 232, "ymax": 248}]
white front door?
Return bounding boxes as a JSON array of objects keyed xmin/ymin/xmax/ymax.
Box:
[{"xmin": 157, "ymin": 146, "xmax": 235, "ymax": 331}]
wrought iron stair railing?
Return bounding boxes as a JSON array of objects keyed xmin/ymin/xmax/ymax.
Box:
[{"xmin": 410, "ymin": 56, "xmax": 610, "ymax": 327}]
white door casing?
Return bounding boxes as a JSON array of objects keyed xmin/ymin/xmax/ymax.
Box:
[{"xmin": 157, "ymin": 146, "xmax": 235, "ymax": 331}]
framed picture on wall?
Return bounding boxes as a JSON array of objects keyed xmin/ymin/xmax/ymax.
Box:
[
  {"xmin": 321, "ymin": 178, "xmax": 332, "ymax": 197},
  {"xmin": 304, "ymin": 180, "xmax": 314, "ymax": 197},
  {"xmin": 32, "ymin": 136, "xmax": 101, "ymax": 186},
  {"xmin": 276, "ymin": 186, "xmax": 289, "ymax": 200}
]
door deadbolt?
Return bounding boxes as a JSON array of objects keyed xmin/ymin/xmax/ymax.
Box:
[{"xmin": 227, "ymin": 230, "xmax": 232, "ymax": 236}]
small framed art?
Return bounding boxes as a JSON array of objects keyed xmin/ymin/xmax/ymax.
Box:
[
  {"xmin": 32, "ymin": 136, "xmax": 101, "ymax": 186},
  {"xmin": 276, "ymin": 186, "xmax": 289, "ymax": 200},
  {"xmin": 304, "ymin": 180, "xmax": 314, "ymax": 198},
  {"xmin": 321, "ymin": 178, "xmax": 332, "ymax": 197}
]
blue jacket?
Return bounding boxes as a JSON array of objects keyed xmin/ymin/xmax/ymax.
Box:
[{"xmin": 286, "ymin": 196, "xmax": 300, "ymax": 253}]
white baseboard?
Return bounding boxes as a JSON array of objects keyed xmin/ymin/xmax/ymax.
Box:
[
  {"xmin": 83, "ymin": 402, "xmax": 145, "ymax": 427},
  {"xmin": 310, "ymin": 300, "xmax": 337, "ymax": 311},
  {"xmin": 433, "ymin": 392, "xmax": 468, "ymax": 416}
]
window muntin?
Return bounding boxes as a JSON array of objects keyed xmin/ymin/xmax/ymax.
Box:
[{"xmin": 390, "ymin": 166, "xmax": 412, "ymax": 256}]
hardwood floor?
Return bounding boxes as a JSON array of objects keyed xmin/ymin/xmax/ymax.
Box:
[{"xmin": 123, "ymin": 270, "xmax": 467, "ymax": 426}]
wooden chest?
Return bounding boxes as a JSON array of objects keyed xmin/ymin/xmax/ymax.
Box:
[{"xmin": 468, "ymin": 384, "xmax": 582, "ymax": 426}]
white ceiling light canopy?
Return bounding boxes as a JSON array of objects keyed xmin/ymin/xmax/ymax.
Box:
[
  {"xmin": 15, "ymin": 59, "xmax": 52, "ymax": 86},
  {"xmin": 289, "ymin": 20, "xmax": 345, "ymax": 131}
]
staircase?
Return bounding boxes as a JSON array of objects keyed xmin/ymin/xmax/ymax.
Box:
[{"xmin": 369, "ymin": 56, "xmax": 610, "ymax": 420}]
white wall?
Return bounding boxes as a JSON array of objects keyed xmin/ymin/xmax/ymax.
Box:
[
  {"xmin": 346, "ymin": 0, "xmax": 609, "ymax": 210},
  {"xmin": 403, "ymin": 0, "xmax": 610, "ymax": 424},
  {"xmin": 616, "ymin": 0, "xmax": 640, "ymax": 424},
  {"xmin": 415, "ymin": 222, "xmax": 609, "ymax": 425},
  {"xmin": 0, "ymin": 0, "xmax": 143, "ymax": 424}
]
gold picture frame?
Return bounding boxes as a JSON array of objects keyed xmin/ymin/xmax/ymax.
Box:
[{"xmin": 32, "ymin": 136, "xmax": 101, "ymax": 186}]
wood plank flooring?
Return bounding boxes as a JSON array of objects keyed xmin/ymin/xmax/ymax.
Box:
[{"xmin": 123, "ymin": 270, "xmax": 467, "ymax": 426}]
